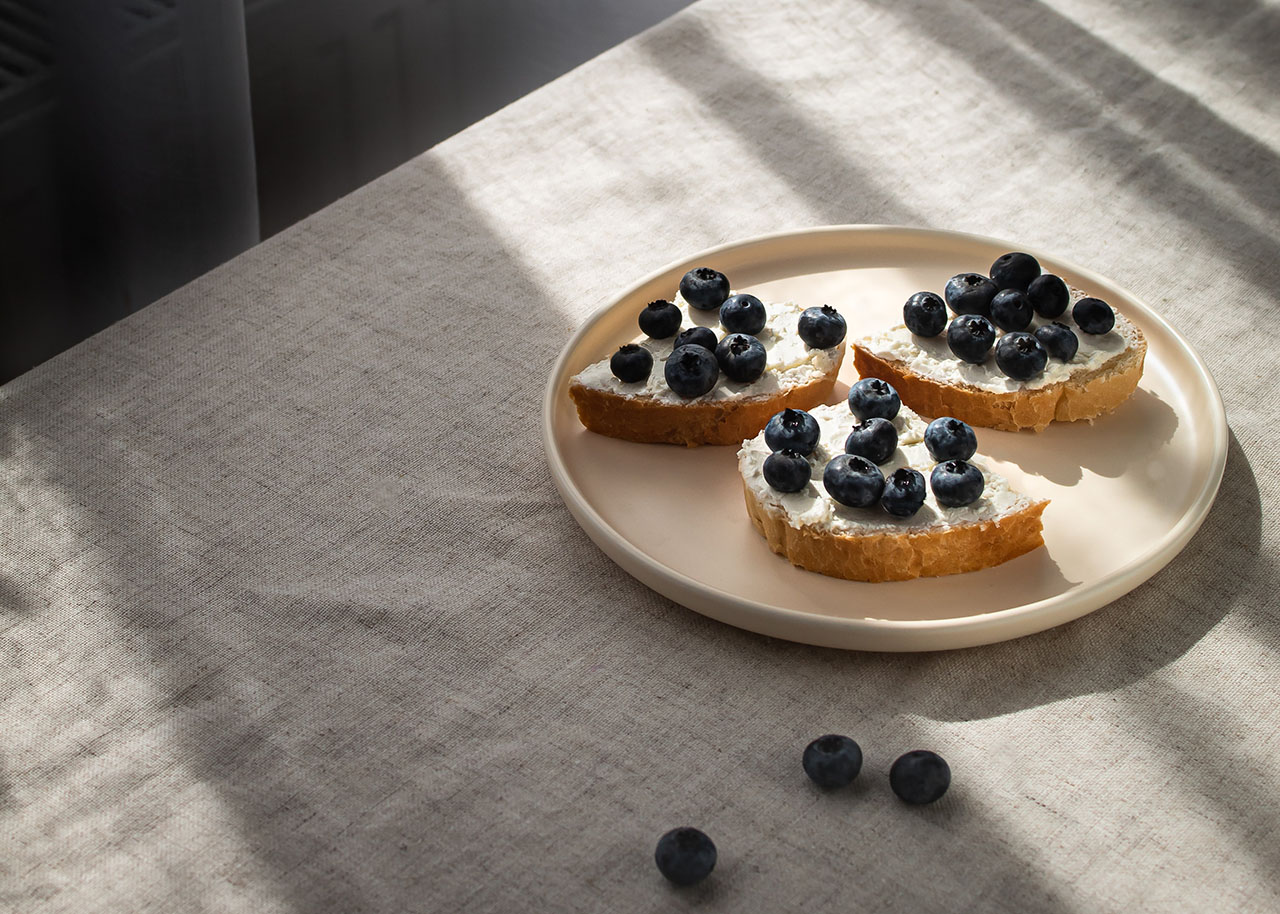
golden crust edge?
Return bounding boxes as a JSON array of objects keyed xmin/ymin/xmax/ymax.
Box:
[
  {"xmin": 567, "ymin": 345, "xmax": 845, "ymax": 446},
  {"xmin": 742, "ymin": 481, "xmax": 1049, "ymax": 582},
  {"xmin": 851, "ymin": 328, "xmax": 1146, "ymax": 432}
]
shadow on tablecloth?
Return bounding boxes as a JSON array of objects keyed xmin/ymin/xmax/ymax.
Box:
[
  {"xmin": 0, "ymin": 153, "xmax": 591, "ymax": 912},
  {"xmin": 868, "ymin": 0, "xmax": 1280, "ymax": 294},
  {"xmin": 835, "ymin": 429, "xmax": 1261, "ymax": 719}
]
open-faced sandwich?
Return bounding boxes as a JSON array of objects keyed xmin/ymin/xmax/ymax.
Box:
[
  {"xmin": 569, "ymin": 267, "xmax": 846, "ymax": 446},
  {"xmin": 852, "ymin": 252, "xmax": 1145, "ymax": 432},
  {"xmin": 738, "ymin": 378, "xmax": 1048, "ymax": 582}
]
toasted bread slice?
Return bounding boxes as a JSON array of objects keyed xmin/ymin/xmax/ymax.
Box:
[
  {"xmin": 738, "ymin": 402, "xmax": 1048, "ymax": 582},
  {"xmin": 853, "ymin": 288, "xmax": 1146, "ymax": 432},
  {"xmin": 570, "ymin": 294, "xmax": 844, "ymax": 446}
]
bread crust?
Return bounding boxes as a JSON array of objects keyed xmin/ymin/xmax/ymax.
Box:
[
  {"xmin": 568, "ymin": 347, "xmax": 845, "ymax": 446},
  {"xmin": 743, "ymin": 481, "xmax": 1048, "ymax": 582},
  {"xmin": 852, "ymin": 328, "xmax": 1146, "ymax": 432}
]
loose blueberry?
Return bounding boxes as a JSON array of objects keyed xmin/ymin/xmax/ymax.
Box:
[
  {"xmin": 610, "ymin": 344, "xmax": 653, "ymax": 383},
  {"xmin": 890, "ymin": 750, "xmax": 951, "ymax": 805},
  {"xmin": 944, "ymin": 273, "xmax": 998, "ymax": 316},
  {"xmin": 881, "ymin": 467, "xmax": 927, "ymax": 517},
  {"xmin": 946, "ymin": 314, "xmax": 996, "ymax": 364},
  {"xmin": 764, "ymin": 408, "xmax": 821, "ymax": 455},
  {"xmin": 764, "ymin": 448, "xmax": 812, "ymax": 493},
  {"xmin": 802, "ymin": 734, "xmax": 863, "ymax": 789},
  {"xmin": 844, "ymin": 417, "xmax": 898, "ymax": 465},
  {"xmin": 715, "ymin": 333, "xmax": 767, "ymax": 383},
  {"xmin": 924, "ymin": 417, "xmax": 977, "ymax": 462},
  {"xmin": 638, "ymin": 299, "xmax": 681, "ymax": 338},
  {"xmin": 797, "ymin": 305, "xmax": 847, "ymax": 349},
  {"xmin": 664, "ymin": 345, "xmax": 719, "ymax": 398},
  {"xmin": 823, "ymin": 454, "xmax": 885, "ymax": 508},
  {"xmin": 990, "ymin": 288, "xmax": 1033, "ymax": 332},
  {"xmin": 679, "ymin": 267, "xmax": 730, "ymax": 311},
  {"xmin": 1027, "ymin": 273, "xmax": 1069, "ymax": 318},
  {"xmin": 654, "ymin": 827, "xmax": 717, "ymax": 886},
  {"xmin": 673, "ymin": 326, "xmax": 717, "ymax": 352},
  {"xmin": 930, "ymin": 460, "xmax": 984, "ymax": 507},
  {"xmin": 847, "ymin": 377, "xmax": 901, "ymax": 421},
  {"xmin": 989, "ymin": 251, "xmax": 1041, "ymax": 292},
  {"xmin": 903, "ymin": 291, "xmax": 948, "ymax": 337},
  {"xmin": 719, "ymin": 293, "xmax": 767, "ymax": 335},
  {"xmin": 1073, "ymin": 297, "xmax": 1115, "ymax": 334},
  {"xmin": 1034, "ymin": 321, "xmax": 1079, "ymax": 361},
  {"xmin": 995, "ymin": 331, "xmax": 1049, "ymax": 381}
]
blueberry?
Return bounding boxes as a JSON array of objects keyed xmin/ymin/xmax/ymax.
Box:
[
  {"xmin": 638, "ymin": 299, "xmax": 681, "ymax": 338},
  {"xmin": 881, "ymin": 467, "xmax": 927, "ymax": 517},
  {"xmin": 903, "ymin": 291, "xmax": 947, "ymax": 337},
  {"xmin": 610, "ymin": 344, "xmax": 653, "ymax": 383},
  {"xmin": 995, "ymin": 331, "xmax": 1049, "ymax": 381},
  {"xmin": 654, "ymin": 827, "xmax": 717, "ymax": 886},
  {"xmin": 679, "ymin": 267, "xmax": 730, "ymax": 311},
  {"xmin": 823, "ymin": 454, "xmax": 885, "ymax": 508},
  {"xmin": 719, "ymin": 293, "xmax": 767, "ymax": 335},
  {"xmin": 844, "ymin": 417, "xmax": 898, "ymax": 465},
  {"xmin": 764, "ymin": 408, "xmax": 820, "ymax": 455},
  {"xmin": 673, "ymin": 326, "xmax": 717, "ymax": 352},
  {"xmin": 764, "ymin": 449, "xmax": 812, "ymax": 493},
  {"xmin": 944, "ymin": 273, "xmax": 998, "ymax": 316},
  {"xmin": 664, "ymin": 345, "xmax": 719, "ymax": 398},
  {"xmin": 797, "ymin": 304, "xmax": 847, "ymax": 349},
  {"xmin": 1073, "ymin": 296, "xmax": 1115, "ymax": 334},
  {"xmin": 946, "ymin": 314, "xmax": 996, "ymax": 364},
  {"xmin": 890, "ymin": 750, "xmax": 951, "ymax": 805},
  {"xmin": 990, "ymin": 288, "xmax": 1033, "ymax": 332},
  {"xmin": 924, "ymin": 417, "xmax": 977, "ymax": 462},
  {"xmin": 1034, "ymin": 321, "xmax": 1079, "ymax": 361},
  {"xmin": 989, "ymin": 251, "xmax": 1041, "ymax": 292},
  {"xmin": 802, "ymin": 734, "xmax": 863, "ymax": 789},
  {"xmin": 715, "ymin": 333, "xmax": 767, "ymax": 383},
  {"xmin": 1027, "ymin": 273, "xmax": 1069, "ymax": 318},
  {"xmin": 930, "ymin": 460, "xmax": 984, "ymax": 508},
  {"xmin": 847, "ymin": 377, "xmax": 901, "ymax": 421}
]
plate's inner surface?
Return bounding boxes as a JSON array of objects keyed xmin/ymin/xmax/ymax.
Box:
[{"xmin": 550, "ymin": 229, "xmax": 1218, "ymax": 626}]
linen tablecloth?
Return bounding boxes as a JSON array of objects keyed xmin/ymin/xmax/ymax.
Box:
[{"xmin": 4, "ymin": 1, "xmax": 1277, "ymax": 910}]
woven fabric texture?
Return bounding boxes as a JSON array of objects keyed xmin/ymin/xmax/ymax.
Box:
[{"xmin": 2, "ymin": 0, "xmax": 1277, "ymax": 911}]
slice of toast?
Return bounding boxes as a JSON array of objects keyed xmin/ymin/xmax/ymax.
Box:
[
  {"xmin": 570, "ymin": 292, "xmax": 844, "ymax": 447},
  {"xmin": 738, "ymin": 402, "xmax": 1048, "ymax": 582},
  {"xmin": 853, "ymin": 287, "xmax": 1146, "ymax": 432}
]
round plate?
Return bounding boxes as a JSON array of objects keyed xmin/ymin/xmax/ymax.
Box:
[{"xmin": 541, "ymin": 226, "xmax": 1227, "ymax": 651}]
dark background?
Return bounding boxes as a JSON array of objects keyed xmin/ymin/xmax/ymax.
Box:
[{"xmin": 0, "ymin": 0, "xmax": 693, "ymax": 382}]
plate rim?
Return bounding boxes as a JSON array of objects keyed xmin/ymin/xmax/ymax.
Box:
[{"xmin": 540, "ymin": 224, "xmax": 1229, "ymax": 650}]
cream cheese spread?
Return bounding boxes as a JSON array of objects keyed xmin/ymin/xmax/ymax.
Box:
[
  {"xmin": 573, "ymin": 293, "xmax": 841, "ymax": 403},
  {"xmin": 860, "ymin": 288, "xmax": 1140, "ymax": 393},
  {"xmin": 738, "ymin": 403, "xmax": 1030, "ymax": 535}
]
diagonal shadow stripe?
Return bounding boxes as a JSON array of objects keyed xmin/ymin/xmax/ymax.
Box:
[
  {"xmin": 1125, "ymin": 0, "xmax": 1280, "ymax": 96},
  {"xmin": 984, "ymin": 0, "xmax": 1280, "ymax": 219},
  {"xmin": 872, "ymin": 0, "xmax": 1280, "ymax": 299},
  {"xmin": 635, "ymin": 14, "xmax": 930, "ymax": 229},
  {"xmin": 1, "ymin": 151, "xmax": 585, "ymax": 912}
]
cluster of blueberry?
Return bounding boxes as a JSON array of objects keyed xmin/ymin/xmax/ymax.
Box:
[
  {"xmin": 904, "ymin": 251, "xmax": 1116, "ymax": 381},
  {"xmin": 762, "ymin": 379, "xmax": 986, "ymax": 513},
  {"xmin": 608, "ymin": 267, "xmax": 848, "ymax": 397},
  {"xmin": 655, "ymin": 738, "xmax": 950, "ymax": 886}
]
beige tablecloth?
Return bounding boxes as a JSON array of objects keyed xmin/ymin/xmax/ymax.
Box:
[{"xmin": 3, "ymin": 1, "xmax": 1277, "ymax": 911}]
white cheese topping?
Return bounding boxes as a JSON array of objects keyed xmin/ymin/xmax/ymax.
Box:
[
  {"xmin": 860, "ymin": 288, "xmax": 1141, "ymax": 393},
  {"xmin": 573, "ymin": 293, "xmax": 841, "ymax": 403},
  {"xmin": 738, "ymin": 403, "xmax": 1031, "ymax": 534}
]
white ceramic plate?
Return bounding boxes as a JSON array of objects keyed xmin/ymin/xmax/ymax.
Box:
[{"xmin": 542, "ymin": 226, "xmax": 1227, "ymax": 651}]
